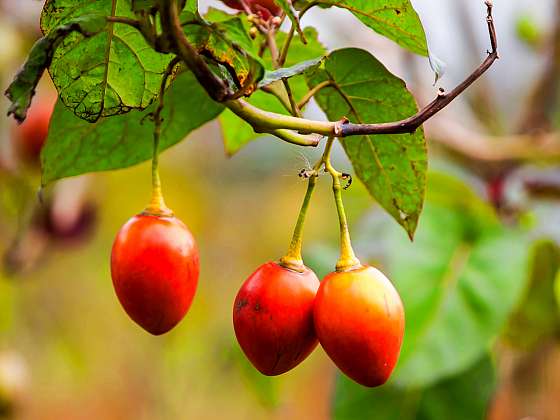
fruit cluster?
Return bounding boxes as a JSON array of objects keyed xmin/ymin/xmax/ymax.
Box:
[
  {"xmin": 108, "ymin": 128, "xmax": 405, "ymax": 388},
  {"xmin": 12, "ymin": 4, "xmax": 405, "ymax": 388},
  {"xmin": 234, "ymin": 262, "xmax": 404, "ymax": 387}
]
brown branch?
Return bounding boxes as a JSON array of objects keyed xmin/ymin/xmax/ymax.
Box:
[
  {"xmin": 278, "ymin": 25, "xmax": 295, "ymax": 67},
  {"xmin": 340, "ymin": 1, "xmax": 498, "ymax": 137},
  {"xmin": 427, "ymin": 117, "xmax": 560, "ymax": 162},
  {"xmin": 106, "ymin": 16, "xmax": 142, "ymax": 30},
  {"xmin": 517, "ymin": 0, "xmax": 560, "ymax": 133},
  {"xmin": 226, "ymin": 1, "xmax": 499, "ymax": 141},
  {"xmin": 159, "ymin": 0, "xmax": 232, "ymax": 102}
]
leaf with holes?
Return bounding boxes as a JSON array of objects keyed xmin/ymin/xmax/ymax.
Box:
[
  {"xmin": 307, "ymin": 48, "xmax": 426, "ymax": 238},
  {"xmin": 334, "ymin": 354, "xmax": 496, "ymax": 420},
  {"xmin": 41, "ymin": 72, "xmax": 224, "ymax": 184},
  {"xmin": 41, "ymin": 0, "xmax": 175, "ymax": 122},
  {"xmin": 5, "ymin": 14, "xmax": 107, "ymax": 122},
  {"xmin": 295, "ymin": 0, "xmax": 427, "ymax": 56},
  {"xmin": 186, "ymin": 8, "xmax": 265, "ymax": 93},
  {"xmin": 385, "ymin": 173, "xmax": 529, "ymax": 387}
]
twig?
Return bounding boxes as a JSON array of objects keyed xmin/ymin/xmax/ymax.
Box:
[
  {"xmin": 341, "ymin": 1, "xmax": 498, "ymax": 136},
  {"xmin": 106, "ymin": 16, "xmax": 142, "ymax": 30},
  {"xmin": 269, "ymin": 129, "xmax": 322, "ymax": 146},
  {"xmin": 278, "ymin": 26, "xmax": 295, "ymax": 67},
  {"xmin": 297, "ymin": 80, "xmax": 333, "ymax": 109},
  {"xmin": 283, "ymin": 78, "xmax": 302, "ymax": 117},
  {"xmin": 427, "ymin": 117, "xmax": 560, "ymax": 162},
  {"xmin": 517, "ymin": 0, "xmax": 560, "ymax": 133},
  {"xmin": 160, "ymin": 0, "xmax": 232, "ymax": 101},
  {"xmin": 266, "ymin": 29, "xmax": 280, "ymax": 68},
  {"xmin": 225, "ymin": 1, "xmax": 499, "ymax": 140}
]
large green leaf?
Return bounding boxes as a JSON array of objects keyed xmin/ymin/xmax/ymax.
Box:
[
  {"xmin": 307, "ymin": 48, "xmax": 427, "ymax": 237},
  {"xmin": 41, "ymin": 72, "xmax": 224, "ymax": 184},
  {"xmin": 220, "ymin": 27, "xmax": 326, "ymax": 155},
  {"xmin": 5, "ymin": 14, "xmax": 107, "ymax": 122},
  {"xmin": 334, "ymin": 355, "xmax": 496, "ymax": 420},
  {"xmin": 387, "ymin": 173, "xmax": 529, "ymax": 387},
  {"xmin": 296, "ymin": 0, "xmax": 427, "ymax": 56},
  {"xmin": 41, "ymin": 0, "xmax": 175, "ymax": 122},
  {"xmin": 503, "ymin": 240, "xmax": 560, "ymax": 350}
]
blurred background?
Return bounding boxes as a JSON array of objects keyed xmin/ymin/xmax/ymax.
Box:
[{"xmin": 1, "ymin": 0, "xmax": 560, "ymax": 419}]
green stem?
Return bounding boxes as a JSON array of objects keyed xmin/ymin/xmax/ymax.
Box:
[
  {"xmin": 279, "ymin": 174, "xmax": 317, "ymax": 272},
  {"xmin": 142, "ymin": 57, "xmax": 179, "ymax": 217},
  {"xmin": 323, "ymin": 137, "xmax": 361, "ymax": 271},
  {"xmin": 282, "ymin": 78, "xmax": 302, "ymax": 118},
  {"xmin": 144, "ymin": 117, "xmax": 171, "ymax": 215}
]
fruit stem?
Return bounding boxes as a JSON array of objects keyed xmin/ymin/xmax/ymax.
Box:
[
  {"xmin": 279, "ymin": 173, "xmax": 317, "ymax": 272},
  {"xmin": 323, "ymin": 137, "xmax": 361, "ymax": 272},
  {"xmin": 143, "ymin": 117, "xmax": 172, "ymax": 217},
  {"xmin": 143, "ymin": 58, "xmax": 179, "ymax": 218}
]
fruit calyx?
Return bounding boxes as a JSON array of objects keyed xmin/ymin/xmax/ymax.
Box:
[
  {"xmin": 278, "ymin": 256, "xmax": 306, "ymax": 273},
  {"xmin": 335, "ymin": 258, "xmax": 363, "ymax": 273},
  {"xmin": 141, "ymin": 190, "xmax": 174, "ymax": 218}
]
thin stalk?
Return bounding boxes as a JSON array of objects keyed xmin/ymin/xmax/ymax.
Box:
[
  {"xmin": 142, "ymin": 58, "xmax": 179, "ymax": 217},
  {"xmin": 323, "ymin": 137, "xmax": 361, "ymax": 271},
  {"xmin": 279, "ymin": 174, "xmax": 317, "ymax": 271},
  {"xmin": 297, "ymin": 80, "xmax": 333, "ymax": 110},
  {"xmin": 278, "ymin": 25, "xmax": 295, "ymax": 67},
  {"xmin": 283, "ymin": 78, "xmax": 302, "ymax": 117}
]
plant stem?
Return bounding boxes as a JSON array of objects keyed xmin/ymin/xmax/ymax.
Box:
[
  {"xmin": 283, "ymin": 78, "xmax": 302, "ymax": 117},
  {"xmin": 323, "ymin": 137, "xmax": 361, "ymax": 271},
  {"xmin": 142, "ymin": 57, "xmax": 179, "ymax": 217},
  {"xmin": 297, "ymin": 80, "xmax": 333, "ymax": 110},
  {"xmin": 144, "ymin": 112, "xmax": 172, "ymax": 217},
  {"xmin": 278, "ymin": 25, "xmax": 295, "ymax": 67},
  {"xmin": 279, "ymin": 174, "xmax": 317, "ymax": 271}
]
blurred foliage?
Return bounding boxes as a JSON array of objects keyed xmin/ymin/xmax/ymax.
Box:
[
  {"xmin": 333, "ymin": 355, "xmax": 496, "ymax": 420},
  {"xmin": 516, "ymin": 14, "xmax": 543, "ymax": 50},
  {"xmin": 504, "ymin": 240, "xmax": 560, "ymax": 350},
  {"xmin": 387, "ymin": 173, "xmax": 528, "ymax": 388}
]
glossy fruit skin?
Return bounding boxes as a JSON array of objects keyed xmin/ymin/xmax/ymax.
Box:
[
  {"xmin": 314, "ymin": 265, "xmax": 405, "ymax": 387},
  {"xmin": 233, "ymin": 261, "xmax": 320, "ymax": 375},
  {"xmin": 111, "ymin": 214, "xmax": 199, "ymax": 335},
  {"xmin": 222, "ymin": 0, "xmax": 282, "ymax": 19}
]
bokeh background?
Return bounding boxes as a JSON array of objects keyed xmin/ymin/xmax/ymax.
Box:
[{"xmin": 1, "ymin": 0, "xmax": 560, "ymax": 419}]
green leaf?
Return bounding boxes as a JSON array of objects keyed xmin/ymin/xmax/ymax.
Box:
[
  {"xmin": 504, "ymin": 240, "xmax": 560, "ymax": 350},
  {"xmin": 387, "ymin": 173, "xmax": 529, "ymax": 387},
  {"xmin": 333, "ymin": 355, "xmax": 496, "ymax": 420},
  {"xmin": 5, "ymin": 14, "xmax": 107, "ymax": 122},
  {"xmin": 307, "ymin": 48, "xmax": 426, "ymax": 237},
  {"xmin": 185, "ymin": 8, "xmax": 265, "ymax": 92},
  {"xmin": 41, "ymin": 71, "xmax": 224, "ymax": 184},
  {"xmin": 258, "ymin": 57, "xmax": 323, "ymax": 88},
  {"xmin": 296, "ymin": 0, "xmax": 427, "ymax": 56},
  {"xmin": 41, "ymin": 0, "xmax": 174, "ymax": 122},
  {"xmin": 221, "ymin": 27, "xmax": 326, "ymax": 155}
]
